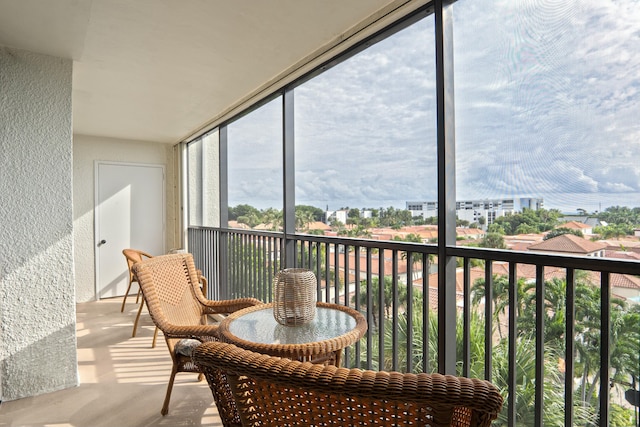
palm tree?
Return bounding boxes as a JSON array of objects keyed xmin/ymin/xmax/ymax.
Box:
[
  {"xmin": 394, "ymin": 233, "xmax": 428, "ymax": 281},
  {"xmin": 261, "ymin": 207, "xmax": 283, "ymax": 230},
  {"xmin": 470, "ymin": 274, "xmax": 531, "ymax": 339},
  {"xmin": 490, "ymin": 337, "xmax": 595, "ymax": 426},
  {"xmin": 295, "ymin": 208, "xmax": 315, "ymax": 232},
  {"xmin": 352, "ymin": 276, "xmax": 406, "ymax": 329}
]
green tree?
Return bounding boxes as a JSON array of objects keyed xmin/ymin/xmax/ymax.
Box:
[
  {"xmin": 261, "ymin": 207, "xmax": 283, "ymax": 230},
  {"xmin": 393, "ymin": 233, "xmax": 429, "ymax": 280},
  {"xmin": 229, "ymin": 204, "xmax": 261, "ymax": 221},
  {"xmin": 515, "ymin": 223, "xmax": 538, "ymax": 234},
  {"xmin": 593, "ymin": 224, "xmax": 633, "ymax": 239},
  {"xmin": 295, "ymin": 204, "xmax": 325, "ymax": 222},
  {"xmin": 490, "ymin": 337, "xmax": 595, "ymax": 426},
  {"xmin": 359, "ymin": 275, "xmax": 623, "ymax": 426},
  {"xmin": 492, "ymin": 208, "xmax": 561, "ymax": 235},
  {"xmin": 487, "ymin": 223, "xmax": 506, "ymax": 234},
  {"xmin": 339, "ymin": 224, "xmax": 371, "ymax": 238},
  {"xmin": 544, "ymin": 227, "xmax": 584, "ymax": 240},
  {"xmin": 347, "ymin": 208, "xmax": 361, "ymax": 225},
  {"xmin": 295, "ymin": 209, "xmax": 315, "ymax": 232},
  {"xmin": 470, "ymin": 272, "xmax": 639, "ymax": 426},
  {"xmin": 457, "ymin": 218, "xmax": 470, "ymax": 227},
  {"xmin": 598, "ymin": 205, "xmax": 640, "ymax": 226},
  {"xmin": 471, "ymin": 274, "xmax": 531, "ymax": 340},
  {"xmin": 353, "ymin": 276, "xmax": 406, "ymax": 329},
  {"xmin": 480, "ymin": 232, "xmax": 506, "ymax": 249}
]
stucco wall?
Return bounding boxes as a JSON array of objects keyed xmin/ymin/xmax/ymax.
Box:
[
  {"xmin": 0, "ymin": 47, "xmax": 77, "ymax": 400},
  {"xmin": 73, "ymin": 135, "xmax": 178, "ymax": 302}
]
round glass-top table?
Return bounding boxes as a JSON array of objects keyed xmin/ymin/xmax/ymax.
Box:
[{"xmin": 218, "ymin": 302, "xmax": 367, "ymax": 366}]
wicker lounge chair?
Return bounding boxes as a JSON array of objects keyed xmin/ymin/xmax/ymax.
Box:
[
  {"xmin": 193, "ymin": 341, "xmax": 504, "ymax": 427},
  {"xmin": 132, "ymin": 253, "xmax": 262, "ymax": 416},
  {"xmin": 122, "ymin": 249, "xmax": 159, "ymax": 345},
  {"xmin": 121, "ymin": 248, "xmax": 153, "ymax": 312}
]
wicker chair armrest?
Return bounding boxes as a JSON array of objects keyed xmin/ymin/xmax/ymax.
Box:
[
  {"xmin": 161, "ymin": 323, "xmax": 220, "ymax": 340},
  {"xmin": 199, "ymin": 297, "xmax": 263, "ymax": 315}
]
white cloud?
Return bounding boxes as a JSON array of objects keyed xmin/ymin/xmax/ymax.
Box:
[{"xmin": 228, "ymin": 0, "xmax": 640, "ymax": 212}]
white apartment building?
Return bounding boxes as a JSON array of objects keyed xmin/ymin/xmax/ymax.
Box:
[
  {"xmin": 406, "ymin": 197, "xmax": 544, "ymax": 228},
  {"xmin": 326, "ymin": 209, "xmax": 349, "ymax": 224}
]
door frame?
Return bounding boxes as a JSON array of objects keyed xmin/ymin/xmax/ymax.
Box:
[{"xmin": 93, "ymin": 160, "xmax": 166, "ymax": 300}]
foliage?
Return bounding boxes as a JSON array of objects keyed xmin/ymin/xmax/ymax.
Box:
[
  {"xmin": 487, "ymin": 223, "xmax": 506, "ymax": 234},
  {"xmin": 228, "ymin": 204, "xmax": 640, "ymax": 239},
  {"xmin": 593, "ymin": 224, "xmax": 635, "ymax": 239},
  {"xmin": 609, "ymin": 403, "xmax": 634, "ymax": 427},
  {"xmin": 353, "ymin": 268, "xmax": 638, "ymax": 426},
  {"xmin": 489, "ymin": 338, "xmax": 595, "ymax": 426},
  {"xmin": 470, "ymin": 272, "xmax": 640, "ymax": 421},
  {"xmin": 227, "ymin": 235, "xmax": 279, "ymax": 301},
  {"xmin": 544, "ymin": 227, "xmax": 584, "ymax": 240},
  {"xmin": 377, "ymin": 206, "xmax": 414, "ymax": 228},
  {"xmin": 228, "ymin": 204, "xmax": 261, "ymax": 220},
  {"xmin": 491, "ymin": 208, "xmax": 562, "ymax": 235},
  {"xmin": 294, "ymin": 205, "xmax": 325, "ymax": 231},
  {"xmin": 338, "ymin": 225, "xmax": 372, "ymax": 238},
  {"xmin": 352, "ymin": 276, "xmax": 407, "ymax": 329},
  {"xmin": 480, "ymin": 232, "xmax": 506, "ymax": 249},
  {"xmin": 229, "ymin": 204, "xmax": 262, "ymax": 227},
  {"xmin": 597, "ymin": 205, "xmax": 640, "ymax": 226}
]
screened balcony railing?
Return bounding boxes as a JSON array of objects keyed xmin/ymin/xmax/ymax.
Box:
[{"xmin": 188, "ymin": 226, "xmax": 640, "ymax": 427}]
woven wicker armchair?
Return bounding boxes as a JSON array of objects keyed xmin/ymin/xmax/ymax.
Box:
[
  {"xmin": 132, "ymin": 253, "xmax": 262, "ymax": 416},
  {"xmin": 121, "ymin": 248, "xmax": 153, "ymax": 313},
  {"xmin": 193, "ymin": 342, "xmax": 504, "ymax": 427},
  {"xmin": 122, "ymin": 249, "xmax": 160, "ymax": 346}
]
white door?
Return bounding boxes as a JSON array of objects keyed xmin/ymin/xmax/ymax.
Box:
[{"xmin": 95, "ymin": 162, "xmax": 165, "ymax": 299}]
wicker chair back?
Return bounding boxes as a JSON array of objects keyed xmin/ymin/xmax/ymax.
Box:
[{"xmin": 193, "ymin": 341, "xmax": 504, "ymax": 427}]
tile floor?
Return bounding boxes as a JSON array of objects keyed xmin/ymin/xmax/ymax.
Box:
[{"xmin": 1, "ymin": 298, "xmax": 222, "ymax": 427}]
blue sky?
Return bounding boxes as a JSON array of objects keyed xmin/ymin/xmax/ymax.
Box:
[{"xmin": 228, "ymin": 0, "xmax": 640, "ymax": 214}]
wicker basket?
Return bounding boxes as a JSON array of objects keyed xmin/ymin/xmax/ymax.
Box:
[{"xmin": 273, "ymin": 268, "xmax": 317, "ymax": 326}]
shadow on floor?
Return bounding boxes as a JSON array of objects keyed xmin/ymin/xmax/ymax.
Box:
[{"xmin": 0, "ymin": 298, "xmax": 222, "ymax": 427}]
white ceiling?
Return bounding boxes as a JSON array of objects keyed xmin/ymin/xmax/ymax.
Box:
[{"xmin": 0, "ymin": 0, "xmax": 413, "ymax": 144}]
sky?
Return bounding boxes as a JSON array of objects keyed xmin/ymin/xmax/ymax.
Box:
[{"xmin": 227, "ymin": 0, "xmax": 640, "ymax": 215}]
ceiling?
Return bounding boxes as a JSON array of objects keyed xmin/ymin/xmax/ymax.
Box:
[{"xmin": 0, "ymin": 0, "xmax": 416, "ymax": 144}]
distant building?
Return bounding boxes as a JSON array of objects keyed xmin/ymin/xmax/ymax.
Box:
[
  {"xmin": 557, "ymin": 220, "xmax": 593, "ymax": 235},
  {"xmin": 325, "ymin": 209, "xmax": 348, "ymax": 224},
  {"xmin": 560, "ymin": 215, "xmax": 603, "ymax": 229},
  {"xmin": 325, "ymin": 208, "xmax": 373, "ymax": 224},
  {"xmin": 406, "ymin": 197, "xmax": 544, "ymax": 228}
]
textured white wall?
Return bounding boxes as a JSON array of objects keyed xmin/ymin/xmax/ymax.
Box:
[
  {"xmin": 0, "ymin": 47, "xmax": 77, "ymax": 400},
  {"xmin": 73, "ymin": 135, "xmax": 178, "ymax": 302}
]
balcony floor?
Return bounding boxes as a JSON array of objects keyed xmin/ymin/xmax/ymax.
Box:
[{"xmin": 1, "ymin": 298, "xmax": 222, "ymax": 427}]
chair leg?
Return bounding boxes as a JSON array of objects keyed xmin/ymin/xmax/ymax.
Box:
[
  {"xmin": 135, "ymin": 286, "xmax": 142, "ymax": 304},
  {"xmin": 132, "ymin": 298, "xmax": 146, "ymax": 338},
  {"xmin": 161, "ymin": 365, "xmax": 178, "ymax": 416},
  {"xmin": 152, "ymin": 326, "xmax": 159, "ymax": 348},
  {"xmin": 120, "ymin": 279, "xmax": 134, "ymax": 312}
]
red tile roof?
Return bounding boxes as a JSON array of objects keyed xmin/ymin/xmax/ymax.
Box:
[
  {"xmin": 528, "ymin": 234, "xmax": 606, "ymax": 254},
  {"xmin": 604, "ymin": 250, "xmax": 640, "ymax": 261},
  {"xmin": 559, "ymin": 220, "xmax": 592, "ymax": 230}
]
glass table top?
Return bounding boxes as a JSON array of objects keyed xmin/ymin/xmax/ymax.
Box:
[{"xmin": 226, "ymin": 305, "xmax": 358, "ymax": 345}]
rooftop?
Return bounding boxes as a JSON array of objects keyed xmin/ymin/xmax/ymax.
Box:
[{"xmin": 528, "ymin": 233, "xmax": 607, "ymax": 254}]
